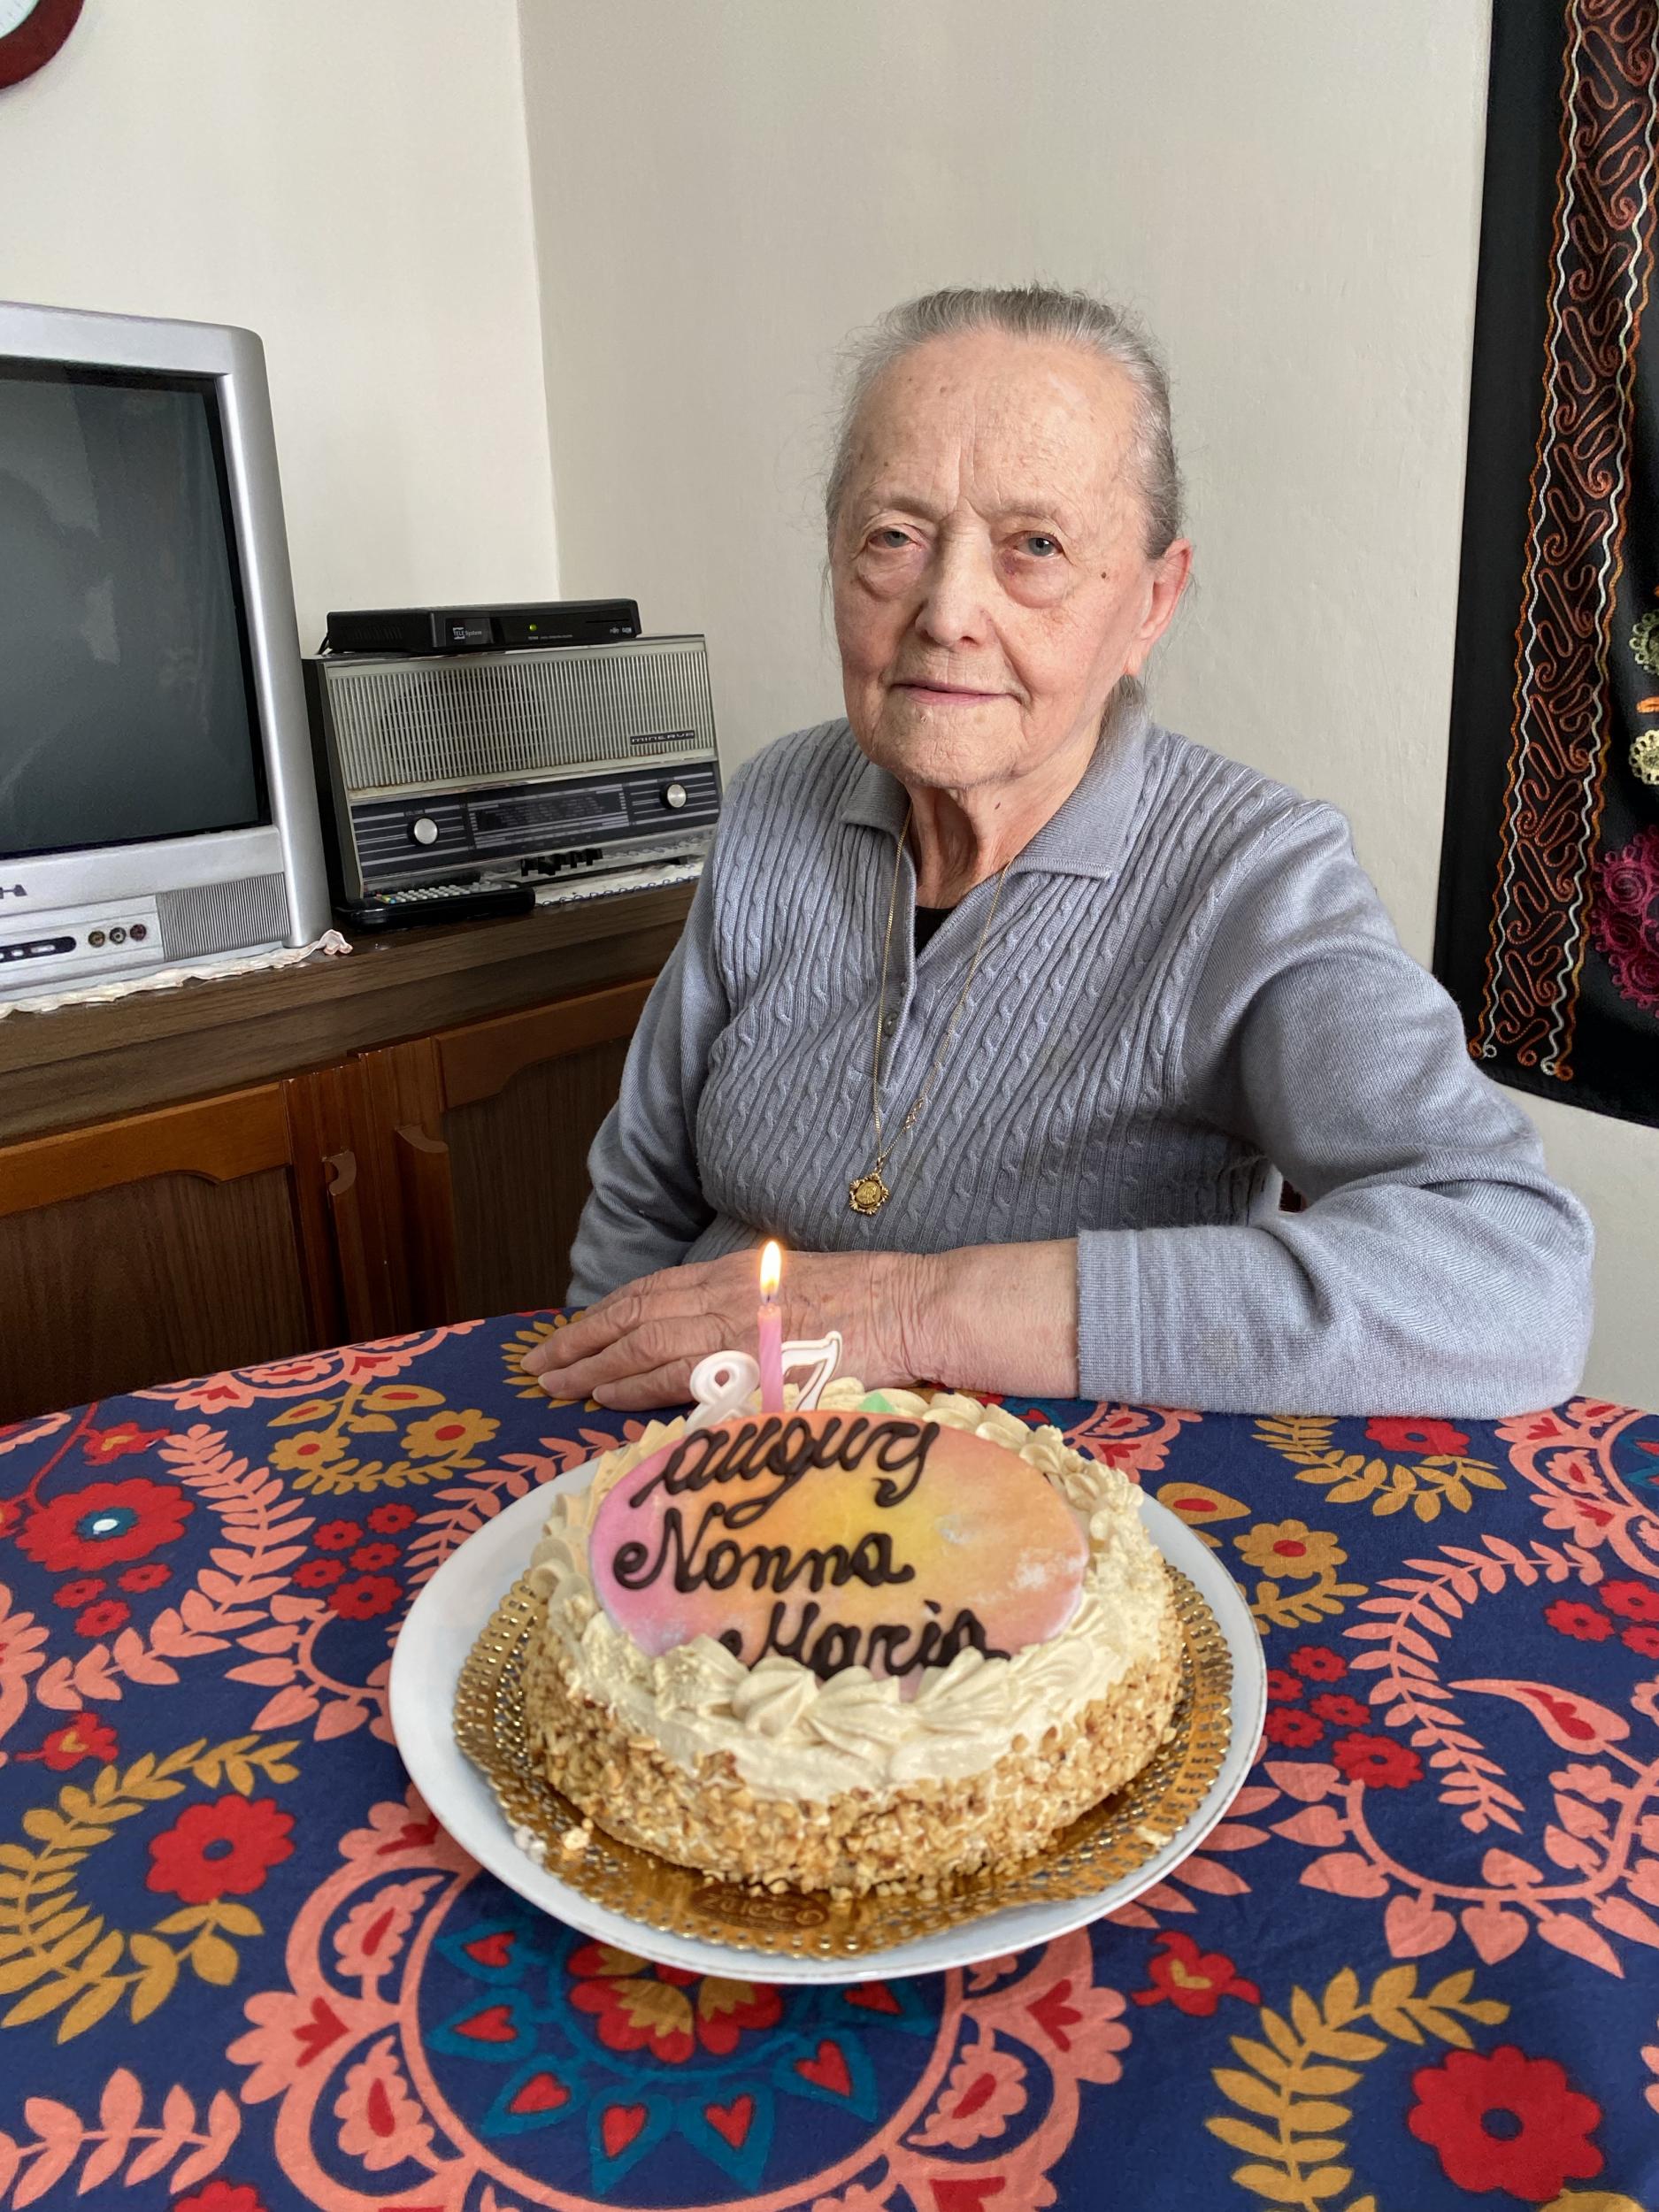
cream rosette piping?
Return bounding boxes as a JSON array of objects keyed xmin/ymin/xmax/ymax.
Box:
[{"xmin": 525, "ymin": 1381, "xmax": 1173, "ymax": 1802}]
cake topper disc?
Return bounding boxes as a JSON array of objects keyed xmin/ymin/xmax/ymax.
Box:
[{"xmin": 589, "ymin": 1407, "xmax": 1087, "ymax": 1683}]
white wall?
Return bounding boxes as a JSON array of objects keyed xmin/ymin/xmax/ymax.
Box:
[
  {"xmin": 519, "ymin": 0, "xmax": 1658, "ymax": 1408},
  {"xmin": 0, "ymin": 0, "xmax": 558, "ymax": 649}
]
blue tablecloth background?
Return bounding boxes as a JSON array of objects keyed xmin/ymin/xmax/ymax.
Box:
[{"xmin": 1, "ymin": 1314, "xmax": 1656, "ymax": 2210}]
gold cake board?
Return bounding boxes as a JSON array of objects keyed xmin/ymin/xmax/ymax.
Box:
[{"xmin": 455, "ymin": 1567, "xmax": 1233, "ymax": 1962}]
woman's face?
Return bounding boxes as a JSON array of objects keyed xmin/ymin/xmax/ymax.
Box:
[{"xmin": 831, "ymin": 330, "xmax": 1190, "ymax": 797}]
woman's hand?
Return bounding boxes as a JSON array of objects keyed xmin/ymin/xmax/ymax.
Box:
[
  {"xmin": 522, "ymin": 1239, "xmax": 1082, "ymax": 1409},
  {"xmin": 521, "ymin": 1248, "xmax": 933, "ymax": 1409}
]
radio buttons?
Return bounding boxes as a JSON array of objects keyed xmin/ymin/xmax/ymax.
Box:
[
  {"xmin": 663, "ymin": 781, "xmax": 688, "ymax": 810},
  {"xmin": 411, "ymin": 817, "xmax": 441, "ymax": 847}
]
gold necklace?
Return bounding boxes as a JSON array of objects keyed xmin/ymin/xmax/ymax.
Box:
[{"xmin": 849, "ymin": 807, "xmax": 1011, "ymax": 1215}]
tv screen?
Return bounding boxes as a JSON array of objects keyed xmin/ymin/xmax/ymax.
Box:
[{"xmin": 0, "ymin": 361, "xmax": 269, "ymax": 860}]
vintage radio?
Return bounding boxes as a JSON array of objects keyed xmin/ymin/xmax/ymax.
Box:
[{"xmin": 303, "ymin": 634, "xmax": 720, "ymax": 920}]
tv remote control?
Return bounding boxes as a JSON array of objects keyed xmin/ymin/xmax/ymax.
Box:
[{"xmin": 340, "ymin": 881, "xmax": 536, "ymax": 932}]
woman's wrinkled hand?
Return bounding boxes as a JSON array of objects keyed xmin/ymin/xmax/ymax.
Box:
[{"xmin": 520, "ymin": 1248, "xmax": 934, "ymax": 1409}]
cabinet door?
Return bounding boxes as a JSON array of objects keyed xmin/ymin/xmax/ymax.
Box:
[
  {"xmin": 440, "ymin": 978, "xmax": 655, "ymax": 1317},
  {"xmin": 0, "ymin": 1083, "xmax": 347, "ymax": 1422}
]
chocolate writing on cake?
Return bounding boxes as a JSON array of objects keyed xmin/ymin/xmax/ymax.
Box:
[{"xmin": 609, "ymin": 1413, "xmax": 1007, "ymax": 1681}]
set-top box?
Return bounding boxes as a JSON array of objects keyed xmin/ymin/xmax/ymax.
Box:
[
  {"xmin": 303, "ymin": 634, "xmax": 721, "ymax": 906},
  {"xmin": 324, "ymin": 597, "xmax": 641, "ymax": 658}
]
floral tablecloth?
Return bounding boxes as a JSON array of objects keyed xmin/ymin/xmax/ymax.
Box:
[{"xmin": 1, "ymin": 1316, "xmax": 1657, "ymax": 2211}]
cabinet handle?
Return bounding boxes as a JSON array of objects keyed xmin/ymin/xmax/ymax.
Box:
[
  {"xmin": 394, "ymin": 1124, "xmax": 461, "ymax": 1326},
  {"xmin": 324, "ymin": 1149, "xmax": 379, "ymax": 1334}
]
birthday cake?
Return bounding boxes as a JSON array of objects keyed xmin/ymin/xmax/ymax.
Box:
[{"xmin": 518, "ymin": 1375, "xmax": 1182, "ymax": 1898}]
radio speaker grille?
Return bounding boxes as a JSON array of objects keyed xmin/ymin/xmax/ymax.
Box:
[
  {"xmin": 322, "ymin": 638, "xmax": 716, "ymax": 793},
  {"xmin": 157, "ymin": 874, "xmax": 292, "ymax": 961}
]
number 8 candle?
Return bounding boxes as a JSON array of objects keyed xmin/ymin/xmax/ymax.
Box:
[{"xmin": 757, "ymin": 1239, "xmax": 785, "ymax": 1414}]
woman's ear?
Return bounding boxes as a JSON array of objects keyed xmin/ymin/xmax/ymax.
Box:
[{"xmin": 1123, "ymin": 539, "xmax": 1194, "ymax": 678}]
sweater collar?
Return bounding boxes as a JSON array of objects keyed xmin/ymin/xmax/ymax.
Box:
[{"xmin": 834, "ymin": 700, "xmax": 1150, "ymax": 885}]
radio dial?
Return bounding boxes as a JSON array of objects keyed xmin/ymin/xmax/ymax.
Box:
[
  {"xmin": 410, "ymin": 816, "xmax": 440, "ymax": 847},
  {"xmin": 662, "ymin": 780, "xmax": 688, "ymax": 810}
]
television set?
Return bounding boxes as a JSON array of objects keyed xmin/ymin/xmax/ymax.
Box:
[{"xmin": 0, "ymin": 299, "xmax": 329, "ymax": 1000}]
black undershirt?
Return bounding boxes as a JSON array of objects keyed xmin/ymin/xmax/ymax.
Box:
[{"xmin": 914, "ymin": 904, "xmax": 951, "ymax": 952}]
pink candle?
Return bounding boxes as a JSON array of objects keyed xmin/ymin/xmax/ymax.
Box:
[{"xmin": 757, "ymin": 1240, "xmax": 785, "ymax": 1415}]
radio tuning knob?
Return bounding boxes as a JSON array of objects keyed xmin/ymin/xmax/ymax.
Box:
[
  {"xmin": 410, "ymin": 817, "xmax": 440, "ymax": 847},
  {"xmin": 663, "ymin": 781, "xmax": 688, "ymax": 810}
]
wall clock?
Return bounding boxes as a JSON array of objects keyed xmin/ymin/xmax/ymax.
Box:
[{"xmin": 0, "ymin": 0, "xmax": 84, "ymax": 92}]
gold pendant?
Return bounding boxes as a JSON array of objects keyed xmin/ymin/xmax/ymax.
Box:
[{"xmin": 849, "ymin": 1171, "xmax": 890, "ymax": 1215}]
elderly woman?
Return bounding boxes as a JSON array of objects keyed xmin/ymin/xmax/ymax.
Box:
[{"xmin": 526, "ymin": 285, "xmax": 1593, "ymax": 1417}]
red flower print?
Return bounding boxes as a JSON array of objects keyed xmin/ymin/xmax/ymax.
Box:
[
  {"xmin": 566, "ymin": 1942, "xmax": 781, "ymax": 2062},
  {"xmin": 119, "ymin": 1562, "xmax": 170, "ymax": 1593},
  {"xmin": 1545, "ymin": 1600, "xmax": 1613, "ymax": 1642},
  {"xmin": 53, "ymin": 1576, "xmax": 105, "ymax": 1609},
  {"xmin": 74, "ymin": 1600, "xmax": 129, "ymax": 1638},
  {"xmin": 349, "ymin": 1543, "xmax": 398, "ymax": 1573},
  {"xmin": 1600, "ymin": 1578, "xmax": 1659, "ymax": 1623},
  {"xmin": 174, "ymin": 2184, "xmax": 270, "ymax": 2212},
  {"xmin": 0, "ymin": 1497, "xmax": 20, "ymax": 1540},
  {"xmin": 147, "ymin": 1795, "xmax": 295, "ymax": 1905},
  {"xmin": 1365, "ymin": 1417, "xmax": 1471, "ymax": 1456},
  {"xmin": 327, "ymin": 1575, "xmax": 400, "ymax": 1621},
  {"xmin": 294, "ymin": 1558, "xmax": 344, "ymax": 1590},
  {"xmin": 83, "ymin": 1422, "xmax": 167, "ymax": 1463},
  {"xmin": 313, "ymin": 1520, "xmax": 363, "ymax": 1551},
  {"xmin": 1263, "ymin": 1709, "xmax": 1324, "ymax": 1747},
  {"xmin": 1265, "ymin": 1670, "xmax": 1303, "ymax": 1704},
  {"xmin": 1622, "ymin": 1624, "xmax": 1659, "ymax": 1658},
  {"xmin": 367, "ymin": 1502, "xmax": 417, "ymax": 1534},
  {"xmin": 39, "ymin": 1711, "xmax": 119, "ymax": 1770},
  {"xmin": 1333, "ymin": 1732, "xmax": 1421, "ymax": 1788},
  {"xmin": 18, "ymin": 1478, "xmax": 192, "ymax": 1572},
  {"xmin": 1408, "ymin": 2045, "xmax": 1602, "ymax": 2198},
  {"xmin": 1310, "ymin": 1694, "xmax": 1369, "ymax": 1729},
  {"xmin": 1288, "ymin": 1645, "xmax": 1346, "ymax": 1682},
  {"xmin": 1132, "ymin": 1932, "xmax": 1260, "ymax": 2017}
]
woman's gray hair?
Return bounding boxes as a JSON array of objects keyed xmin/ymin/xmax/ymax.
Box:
[{"xmin": 825, "ymin": 284, "xmax": 1183, "ymax": 558}]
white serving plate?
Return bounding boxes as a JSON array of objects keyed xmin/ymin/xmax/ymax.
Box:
[{"xmin": 388, "ymin": 1458, "xmax": 1266, "ymax": 1985}]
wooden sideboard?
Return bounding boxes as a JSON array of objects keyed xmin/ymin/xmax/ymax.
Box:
[{"xmin": 0, "ymin": 885, "xmax": 695, "ymax": 1422}]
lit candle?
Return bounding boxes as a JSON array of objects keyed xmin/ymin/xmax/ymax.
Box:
[{"xmin": 757, "ymin": 1240, "xmax": 785, "ymax": 1415}]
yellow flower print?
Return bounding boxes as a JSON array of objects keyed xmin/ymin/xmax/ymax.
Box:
[
  {"xmin": 270, "ymin": 1431, "xmax": 349, "ymax": 1473},
  {"xmin": 1232, "ymin": 1518, "xmax": 1366, "ymax": 1632},
  {"xmin": 402, "ymin": 1408, "xmax": 498, "ymax": 1461},
  {"xmin": 1233, "ymin": 1519, "xmax": 1348, "ymax": 1579}
]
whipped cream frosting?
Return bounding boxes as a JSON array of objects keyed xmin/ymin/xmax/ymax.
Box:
[{"xmin": 526, "ymin": 1380, "xmax": 1173, "ymax": 1801}]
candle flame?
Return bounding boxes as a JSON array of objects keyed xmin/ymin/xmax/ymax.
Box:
[{"xmin": 759, "ymin": 1240, "xmax": 782, "ymax": 1301}]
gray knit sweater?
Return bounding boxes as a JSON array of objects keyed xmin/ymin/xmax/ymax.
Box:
[{"xmin": 569, "ymin": 710, "xmax": 1594, "ymax": 1415}]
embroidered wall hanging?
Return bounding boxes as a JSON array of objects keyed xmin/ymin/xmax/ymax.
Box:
[{"xmin": 1436, "ymin": 0, "xmax": 1659, "ymax": 1128}]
